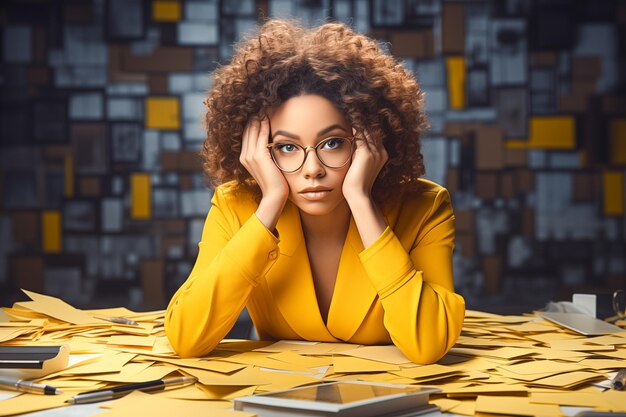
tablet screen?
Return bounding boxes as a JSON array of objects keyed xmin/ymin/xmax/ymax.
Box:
[{"xmin": 261, "ymin": 382, "xmax": 422, "ymax": 404}]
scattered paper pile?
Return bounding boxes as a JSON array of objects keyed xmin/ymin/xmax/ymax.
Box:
[{"xmin": 1, "ymin": 291, "xmax": 625, "ymax": 417}]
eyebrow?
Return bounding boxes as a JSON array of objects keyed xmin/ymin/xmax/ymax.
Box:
[{"xmin": 271, "ymin": 124, "xmax": 347, "ymax": 141}]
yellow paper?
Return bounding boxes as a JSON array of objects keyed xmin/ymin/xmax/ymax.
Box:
[
  {"xmin": 332, "ymin": 356, "xmax": 401, "ymax": 373},
  {"xmin": 0, "ymin": 392, "xmax": 74, "ymax": 417},
  {"xmin": 137, "ymin": 355, "xmax": 246, "ymax": 374},
  {"xmin": 114, "ymin": 365, "xmax": 178, "ymax": 383},
  {"xmin": 326, "ymin": 372, "xmax": 399, "ymax": 383},
  {"xmin": 253, "ymin": 369, "xmax": 322, "ymax": 392},
  {"xmin": 391, "ymin": 364, "xmax": 459, "ymax": 379},
  {"xmin": 335, "ymin": 345, "xmax": 412, "ymax": 365},
  {"xmin": 503, "ymin": 321, "xmax": 560, "ymax": 333},
  {"xmin": 499, "ymin": 359, "xmax": 584, "ymax": 376},
  {"xmin": 531, "ymin": 371, "xmax": 605, "ymax": 388},
  {"xmin": 182, "ymin": 366, "xmax": 270, "ymax": 386},
  {"xmin": 475, "ymin": 395, "xmax": 562, "ymax": 417},
  {"xmin": 107, "ymin": 335, "xmax": 156, "ymax": 347},
  {"xmin": 1, "ymin": 289, "xmax": 625, "ymax": 417},
  {"xmin": 0, "ymin": 328, "xmax": 33, "ymax": 343},
  {"xmin": 196, "ymin": 384, "xmax": 257, "ymax": 400},
  {"xmin": 600, "ymin": 389, "xmax": 626, "ymax": 412},
  {"xmin": 443, "ymin": 384, "xmax": 528, "ymax": 396},
  {"xmin": 450, "ymin": 347, "xmax": 537, "ymax": 360},
  {"xmin": 430, "ymin": 398, "xmax": 462, "ymax": 412},
  {"xmin": 466, "ymin": 315, "xmax": 532, "ymax": 324},
  {"xmin": 584, "ymin": 334, "xmax": 626, "ymax": 345},
  {"xmin": 530, "ymin": 392, "xmax": 611, "ymax": 408},
  {"xmin": 19, "ymin": 290, "xmax": 107, "ymax": 325},
  {"xmin": 526, "ymin": 331, "xmax": 581, "ymax": 344},
  {"xmin": 108, "ymin": 325, "xmax": 153, "ymax": 336},
  {"xmin": 448, "ymin": 399, "xmax": 476, "ymax": 416},
  {"xmin": 56, "ymin": 352, "xmax": 136, "ymax": 376},
  {"xmin": 529, "ymin": 347, "xmax": 587, "ymax": 360},
  {"xmin": 578, "ymin": 358, "xmax": 626, "ymax": 370},
  {"xmin": 80, "ymin": 362, "xmax": 153, "ymax": 382},
  {"xmin": 153, "ymin": 384, "xmax": 228, "ymax": 401},
  {"xmin": 549, "ymin": 339, "xmax": 615, "ymax": 351},
  {"xmin": 219, "ymin": 351, "xmax": 315, "ymax": 373},
  {"xmin": 455, "ymin": 337, "xmax": 536, "ymax": 348},
  {"xmin": 93, "ymin": 391, "xmax": 254, "ymax": 417},
  {"xmin": 269, "ymin": 351, "xmax": 333, "ymax": 368},
  {"xmin": 215, "ymin": 339, "xmax": 275, "ymax": 352},
  {"xmin": 84, "ymin": 307, "xmax": 138, "ymax": 317}
]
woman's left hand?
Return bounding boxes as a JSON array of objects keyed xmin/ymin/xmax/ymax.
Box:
[{"xmin": 342, "ymin": 128, "xmax": 388, "ymax": 204}]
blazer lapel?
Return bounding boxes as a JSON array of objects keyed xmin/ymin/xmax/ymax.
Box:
[
  {"xmin": 327, "ymin": 216, "xmax": 378, "ymax": 341},
  {"xmin": 264, "ymin": 201, "xmax": 337, "ymax": 341}
]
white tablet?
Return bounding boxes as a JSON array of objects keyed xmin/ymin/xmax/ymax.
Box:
[
  {"xmin": 539, "ymin": 312, "xmax": 623, "ymax": 336},
  {"xmin": 234, "ymin": 380, "xmax": 440, "ymax": 417}
]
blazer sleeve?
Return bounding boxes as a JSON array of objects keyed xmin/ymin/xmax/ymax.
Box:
[
  {"xmin": 358, "ymin": 187, "xmax": 465, "ymax": 364},
  {"xmin": 164, "ymin": 187, "xmax": 280, "ymax": 357}
]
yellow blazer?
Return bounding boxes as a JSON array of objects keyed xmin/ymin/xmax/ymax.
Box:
[{"xmin": 165, "ymin": 178, "xmax": 465, "ymax": 364}]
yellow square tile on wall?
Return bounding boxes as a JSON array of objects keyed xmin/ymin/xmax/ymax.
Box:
[
  {"xmin": 42, "ymin": 211, "xmax": 62, "ymax": 253},
  {"xmin": 446, "ymin": 56, "xmax": 466, "ymax": 110},
  {"xmin": 145, "ymin": 97, "xmax": 180, "ymax": 130},
  {"xmin": 153, "ymin": 1, "xmax": 181, "ymax": 22},
  {"xmin": 131, "ymin": 173, "xmax": 152, "ymax": 219},
  {"xmin": 603, "ymin": 171, "xmax": 624, "ymax": 216},
  {"xmin": 610, "ymin": 118, "xmax": 626, "ymax": 165},
  {"xmin": 527, "ymin": 116, "xmax": 576, "ymax": 149}
]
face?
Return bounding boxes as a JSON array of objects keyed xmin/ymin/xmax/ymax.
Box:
[{"xmin": 268, "ymin": 94, "xmax": 352, "ymax": 217}]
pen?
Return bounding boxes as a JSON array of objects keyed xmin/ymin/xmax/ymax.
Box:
[
  {"xmin": 65, "ymin": 376, "xmax": 197, "ymax": 404},
  {"xmin": 612, "ymin": 368, "xmax": 626, "ymax": 390},
  {"xmin": 96, "ymin": 316, "xmax": 139, "ymax": 326},
  {"xmin": 0, "ymin": 376, "xmax": 63, "ymax": 395}
]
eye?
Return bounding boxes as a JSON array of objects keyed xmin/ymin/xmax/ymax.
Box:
[
  {"xmin": 321, "ymin": 137, "xmax": 344, "ymax": 150},
  {"xmin": 275, "ymin": 143, "xmax": 298, "ymax": 153}
]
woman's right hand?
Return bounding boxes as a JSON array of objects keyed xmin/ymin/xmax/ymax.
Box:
[{"xmin": 240, "ymin": 116, "xmax": 289, "ymax": 231}]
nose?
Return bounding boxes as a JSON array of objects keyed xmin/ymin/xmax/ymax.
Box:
[{"xmin": 301, "ymin": 147, "xmax": 325, "ymax": 178}]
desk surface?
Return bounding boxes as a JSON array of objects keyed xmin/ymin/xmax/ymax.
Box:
[{"xmin": 1, "ymin": 292, "xmax": 625, "ymax": 417}]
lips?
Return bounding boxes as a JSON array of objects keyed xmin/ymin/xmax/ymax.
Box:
[
  {"xmin": 299, "ymin": 187, "xmax": 331, "ymax": 193},
  {"xmin": 298, "ymin": 188, "xmax": 332, "ymax": 201}
]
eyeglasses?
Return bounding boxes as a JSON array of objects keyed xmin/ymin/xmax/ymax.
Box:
[{"xmin": 266, "ymin": 136, "xmax": 355, "ymax": 173}]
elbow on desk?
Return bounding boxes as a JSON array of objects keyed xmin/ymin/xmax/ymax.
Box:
[
  {"xmin": 165, "ymin": 322, "xmax": 217, "ymax": 358},
  {"xmin": 164, "ymin": 310, "xmax": 216, "ymax": 358},
  {"xmin": 395, "ymin": 324, "xmax": 462, "ymax": 364},
  {"xmin": 394, "ymin": 298, "xmax": 465, "ymax": 365},
  {"xmin": 398, "ymin": 342, "xmax": 450, "ymax": 365}
]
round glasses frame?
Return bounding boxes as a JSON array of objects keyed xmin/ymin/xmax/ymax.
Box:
[{"xmin": 266, "ymin": 136, "xmax": 355, "ymax": 173}]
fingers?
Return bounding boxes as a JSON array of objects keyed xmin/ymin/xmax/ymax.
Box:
[
  {"xmin": 240, "ymin": 117, "xmax": 256, "ymax": 166},
  {"xmin": 257, "ymin": 116, "xmax": 271, "ymax": 152},
  {"xmin": 241, "ymin": 115, "xmax": 270, "ymax": 168},
  {"xmin": 247, "ymin": 116, "xmax": 261, "ymax": 153},
  {"xmin": 353, "ymin": 127, "xmax": 388, "ymax": 166},
  {"xmin": 363, "ymin": 129, "xmax": 388, "ymax": 161}
]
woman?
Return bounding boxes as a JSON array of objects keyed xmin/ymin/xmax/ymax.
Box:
[{"xmin": 165, "ymin": 18, "xmax": 465, "ymax": 364}]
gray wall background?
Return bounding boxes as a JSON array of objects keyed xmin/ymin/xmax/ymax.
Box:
[{"xmin": 1, "ymin": 0, "xmax": 625, "ymax": 321}]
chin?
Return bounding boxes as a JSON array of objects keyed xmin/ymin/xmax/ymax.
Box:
[{"xmin": 291, "ymin": 195, "xmax": 346, "ymax": 217}]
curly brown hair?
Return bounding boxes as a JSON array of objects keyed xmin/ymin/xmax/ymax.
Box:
[{"xmin": 201, "ymin": 18, "xmax": 429, "ymax": 205}]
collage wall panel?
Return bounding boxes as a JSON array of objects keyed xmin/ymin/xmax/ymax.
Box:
[{"xmin": 0, "ymin": 0, "xmax": 624, "ymax": 310}]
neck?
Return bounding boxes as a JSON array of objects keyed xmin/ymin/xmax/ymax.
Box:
[{"xmin": 299, "ymin": 199, "xmax": 351, "ymax": 241}]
